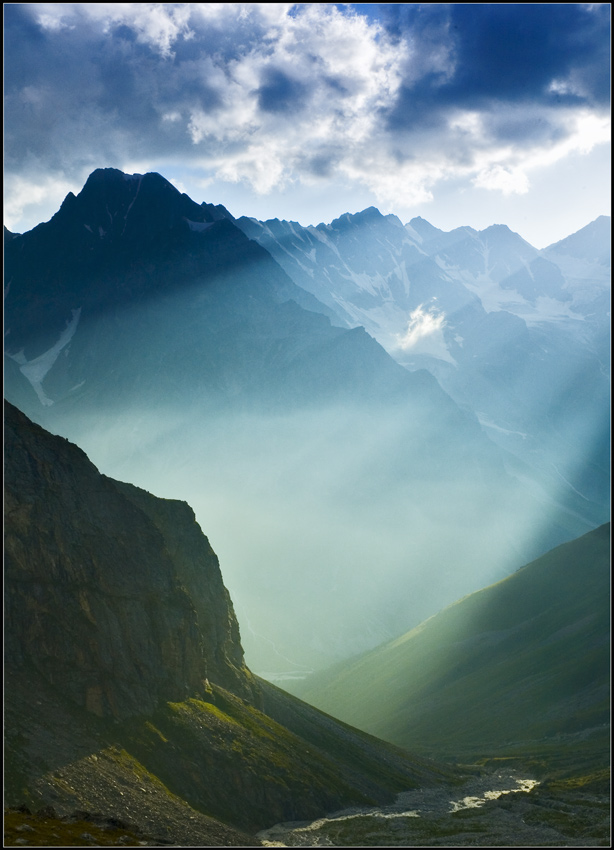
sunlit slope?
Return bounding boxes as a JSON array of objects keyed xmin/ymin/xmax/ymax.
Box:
[{"xmin": 295, "ymin": 524, "xmax": 610, "ymax": 757}]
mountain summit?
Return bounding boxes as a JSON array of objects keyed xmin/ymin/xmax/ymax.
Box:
[{"xmin": 545, "ymin": 216, "xmax": 611, "ymax": 265}]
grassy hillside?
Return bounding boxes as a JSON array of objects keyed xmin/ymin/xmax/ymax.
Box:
[
  {"xmin": 293, "ymin": 524, "xmax": 610, "ymax": 766},
  {"xmin": 5, "ymin": 666, "xmax": 457, "ymax": 844}
]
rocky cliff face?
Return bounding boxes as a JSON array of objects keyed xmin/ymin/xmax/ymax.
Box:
[{"xmin": 4, "ymin": 399, "xmax": 254, "ymax": 719}]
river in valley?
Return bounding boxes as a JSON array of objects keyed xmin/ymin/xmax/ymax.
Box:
[{"xmin": 257, "ymin": 771, "xmax": 540, "ymax": 847}]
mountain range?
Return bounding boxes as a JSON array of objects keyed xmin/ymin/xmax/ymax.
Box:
[
  {"xmin": 235, "ymin": 208, "xmax": 610, "ymax": 525},
  {"xmin": 3, "ymin": 168, "xmax": 610, "ymax": 676}
]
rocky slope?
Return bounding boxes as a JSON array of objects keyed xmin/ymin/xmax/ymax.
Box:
[{"xmin": 4, "ymin": 399, "xmax": 453, "ymax": 843}]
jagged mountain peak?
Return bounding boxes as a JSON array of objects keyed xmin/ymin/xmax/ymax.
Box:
[
  {"xmin": 476, "ymin": 223, "xmax": 538, "ymax": 259},
  {"xmin": 480, "ymin": 222, "xmax": 514, "ymax": 233},
  {"xmin": 325, "ymin": 205, "xmax": 388, "ymax": 231},
  {"xmin": 25, "ymin": 167, "xmax": 234, "ymax": 242},
  {"xmin": 406, "ymin": 216, "xmax": 444, "ymax": 242},
  {"xmin": 4, "ymin": 166, "xmax": 329, "ymax": 364},
  {"xmin": 544, "ymin": 215, "xmax": 611, "ymax": 265},
  {"xmin": 479, "ymin": 222, "xmax": 533, "ymax": 244}
]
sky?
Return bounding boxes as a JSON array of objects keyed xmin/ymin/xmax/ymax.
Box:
[{"xmin": 4, "ymin": 3, "xmax": 611, "ymax": 248}]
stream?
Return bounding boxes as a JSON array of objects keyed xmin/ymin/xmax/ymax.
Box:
[{"xmin": 258, "ymin": 771, "xmax": 539, "ymax": 847}]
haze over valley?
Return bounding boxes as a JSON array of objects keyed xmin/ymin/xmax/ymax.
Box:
[{"xmin": 5, "ymin": 168, "xmax": 609, "ymax": 676}]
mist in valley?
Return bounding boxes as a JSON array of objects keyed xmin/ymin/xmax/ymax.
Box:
[
  {"xmin": 41, "ymin": 387, "xmax": 597, "ymax": 677},
  {"xmin": 4, "ymin": 167, "xmax": 608, "ymax": 680}
]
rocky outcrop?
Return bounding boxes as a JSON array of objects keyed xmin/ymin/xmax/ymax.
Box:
[
  {"xmin": 113, "ymin": 480, "xmax": 254, "ymax": 701},
  {"xmin": 4, "ymin": 399, "xmax": 253, "ymax": 718}
]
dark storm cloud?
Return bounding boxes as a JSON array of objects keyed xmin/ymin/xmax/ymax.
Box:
[
  {"xmin": 382, "ymin": 4, "xmax": 610, "ymax": 131},
  {"xmin": 448, "ymin": 4, "xmax": 610, "ymax": 105},
  {"xmin": 5, "ymin": 3, "xmax": 609, "ymax": 170},
  {"xmin": 8, "ymin": 13, "xmax": 245, "ymax": 186}
]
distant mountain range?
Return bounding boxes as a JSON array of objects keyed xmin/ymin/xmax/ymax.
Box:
[
  {"xmin": 235, "ymin": 209, "xmax": 611, "ymax": 523},
  {"xmin": 291, "ymin": 522, "xmax": 610, "ymax": 765},
  {"xmin": 3, "ymin": 168, "xmax": 610, "ymax": 674},
  {"xmin": 4, "ymin": 399, "xmax": 448, "ymax": 842}
]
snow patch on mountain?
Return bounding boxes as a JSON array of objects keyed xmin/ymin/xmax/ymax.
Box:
[
  {"xmin": 544, "ymin": 252, "xmax": 610, "ymax": 291},
  {"xmin": 121, "ymin": 174, "xmax": 143, "ymax": 229},
  {"xmin": 477, "ymin": 413, "xmax": 528, "ymax": 439},
  {"xmin": 7, "ymin": 308, "xmax": 81, "ymax": 406},
  {"xmin": 286, "ymin": 220, "xmax": 309, "ymax": 243},
  {"xmin": 336, "ymin": 267, "xmax": 387, "ymax": 297},
  {"xmin": 293, "ymin": 256, "xmax": 315, "ymax": 277},
  {"xmin": 392, "ymin": 259, "xmax": 412, "ymax": 297},
  {"xmin": 307, "ymin": 225, "xmax": 344, "ymax": 261},
  {"xmin": 521, "ymin": 296, "xmax": 587, "ymax": 326}
]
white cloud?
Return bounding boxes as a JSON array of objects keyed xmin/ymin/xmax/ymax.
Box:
[
  {"xmin": 397, "ymin": 305, "xmax": 447, "ymax": 350},
  {"xmin": 172, "ymin": 4, "xmax": 407, "ymax": 199},
  {"xmin": 4, "ymin": 173, "xmax": 77, "ymax": 233},
  {"xmin": 471, "ymin": 110, "xmax": 610, "ymax": 199},
  {"xmin": 474, "ymin": 165, "xmax": 531, "ymax": 195},
  {"xmin": 36, "ymin": 3, "xmax": 194, "ymax": 57}
]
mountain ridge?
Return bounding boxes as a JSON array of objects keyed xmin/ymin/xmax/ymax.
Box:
[
  {"xmin": 292, "ymin": 522, "xmax": 610, "ymax": 764},
  {"xmin": 234, "ymin": 197, "xmax": 610, "ymax": 545}
]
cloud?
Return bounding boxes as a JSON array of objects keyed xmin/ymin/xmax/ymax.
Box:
[
  {"xmin": 381, "ymin": 3, "xmax": 610, "ymax": 114},
  {"xmin": 3, "ymin": 172, "xmax": 78, "ymax": 233},
  {"xmin": 3, "ymin": 3, "xmax": 610, "ymax": 230},
  {"xmin": 258, "ymin": 68, "xmax": 310, "ymax": 114},
  {"xmin": 396, "ymin": 304, "xmax": 446, "ymax": 350},
  {"xmin": 474, "ymin": 165, "xmax": 530, "ymax": 196}
]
